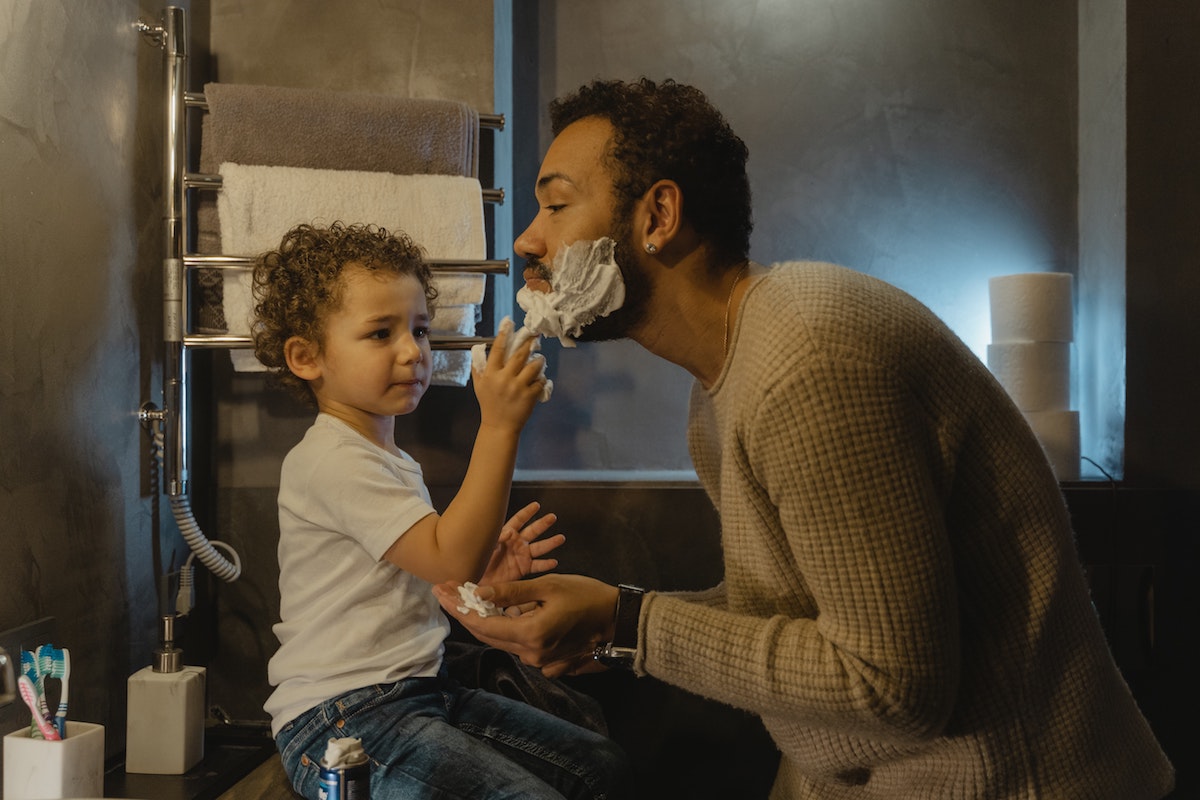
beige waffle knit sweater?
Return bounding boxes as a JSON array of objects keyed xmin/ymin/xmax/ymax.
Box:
[{"xmin": 635, "ymin": 262, "xmax": 1173, "ymax": 799}]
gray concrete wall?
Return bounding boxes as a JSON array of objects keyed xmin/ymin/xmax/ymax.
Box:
[
  {"xmin": 517, "ymin": 0, "xmax": 1097, "ymax": 477},
  {"xmin": 0, "ymin": 0, "xmax": 176, "ymax": 763}
]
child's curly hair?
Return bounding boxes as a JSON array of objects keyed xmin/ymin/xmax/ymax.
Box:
[{"xmin": 251, "ymin": 221, "xmax": 437, "ymax": 403}]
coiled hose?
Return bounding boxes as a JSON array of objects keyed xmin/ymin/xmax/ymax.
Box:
[{"xmin": 148, "ymin": 420, "xmax": 242, "ymax": 584}]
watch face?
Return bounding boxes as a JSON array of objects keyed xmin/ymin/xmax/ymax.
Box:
[{"xmin": 593, "ymin": 644, "xmax": 637, "ymax": 670}]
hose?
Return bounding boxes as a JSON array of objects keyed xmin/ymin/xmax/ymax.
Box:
[
  {"xmin": 146, "ymin": 417, "xmax": 242, "ymax": 585},
  {"xmin": 170, "ymin": 493, "xmax": 242, "ymax": 583}
]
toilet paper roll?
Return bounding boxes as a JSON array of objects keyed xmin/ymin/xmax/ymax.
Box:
[
  {"xmin": 1023, "ymin": 409, "xmax": 1081, "ymax": 481},
  {"xmin": 987, "ymin": 342, "xmax": 1071, "ymax": 411},
  {"xmin": 989, "ymin": 272, "xmax": 1074, "ymax": 343}
]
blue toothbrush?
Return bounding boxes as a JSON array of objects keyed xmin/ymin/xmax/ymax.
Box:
[
  {"xmin": 36, "ymin": 645, "xmax": 70, "ymax": 739},
  {"xmin": 55, "ymin": 647, "xmax": 70, "ymax": 738}
]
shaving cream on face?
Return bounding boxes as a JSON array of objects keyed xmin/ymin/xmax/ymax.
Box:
[{"xmin": 516, "ymin": 237, "xmax": 626, "ymax": 347}]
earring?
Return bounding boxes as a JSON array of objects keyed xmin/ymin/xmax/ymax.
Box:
[{"xmin": 644, "ymin": 242, "xmax": 658, "ymax": 254}]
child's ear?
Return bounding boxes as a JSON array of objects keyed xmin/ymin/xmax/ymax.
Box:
[{"xmin": 284, "ymin": 336, "xmax": 321, "ymax": 381}]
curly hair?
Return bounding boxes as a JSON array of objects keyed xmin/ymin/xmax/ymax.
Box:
[
  {"xmin": 549, "ymin": 78, "xmax": 753, "ymax": 268},
  {"xmin": 251, "ymin": 221, "xmax": 436, "ymax": 403}
]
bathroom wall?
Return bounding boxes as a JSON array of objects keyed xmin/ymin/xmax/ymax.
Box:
[
  {"xmin": 0, "ymin": 0, "xmax": 187, "ymax": 768},
  {"xmin": 517, "ymin": 0, "xmax": 1098, "ymax": 477}
]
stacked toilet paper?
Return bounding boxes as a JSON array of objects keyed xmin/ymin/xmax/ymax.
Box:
[{"xmin": 987, "ymin": 272, "xmax": 1080, "ymax": 480}]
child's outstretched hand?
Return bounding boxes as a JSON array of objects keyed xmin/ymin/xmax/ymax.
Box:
[{"xmin": 480, "ymin": 501, "xmax": 564, "ymax": 585}]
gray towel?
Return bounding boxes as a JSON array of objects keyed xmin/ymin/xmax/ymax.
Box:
[
  {"xmin": 199, "ymin": 82, "xmax": 478, "ymax": 176},
  {"xmin": 196, "ymin": 82, "xmax": 480, "ymax": 257}
]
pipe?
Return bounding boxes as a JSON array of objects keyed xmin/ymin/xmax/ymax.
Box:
[{"xmin": 139, "ymin": 7, "xmax": 240, "ymax": 583}]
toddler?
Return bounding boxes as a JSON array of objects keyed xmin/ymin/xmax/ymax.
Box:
[{"xmin": 251, "ymin": 221, "xmax": 631, "ymax": 799}]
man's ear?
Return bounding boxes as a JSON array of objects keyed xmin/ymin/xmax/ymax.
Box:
[
  {"xmin": 639, "ymin": 179, "xmax": 683, "ymax": 252},
  {"xmin": 284, "ymin": 336, "xmax": 321, "ymax": 381}
]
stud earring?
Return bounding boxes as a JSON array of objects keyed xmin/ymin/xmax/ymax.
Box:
[{"xmin": 644, "ymin": 242, "xmax": 658, "ymax": 254}]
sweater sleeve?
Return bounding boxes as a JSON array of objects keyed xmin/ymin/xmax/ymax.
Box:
[{"xmin": 641, "ymin": 354, "xmax": 961, "ymax": 744}]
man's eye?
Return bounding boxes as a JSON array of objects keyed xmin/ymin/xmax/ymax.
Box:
[{"xmin": 545, "ymin": 204, "xmax": 566, "ymax": 213}]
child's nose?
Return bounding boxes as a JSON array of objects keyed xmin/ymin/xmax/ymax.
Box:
[{"xmin": 396, "ymin": 335, "xmax": 424, "ymax": 363}]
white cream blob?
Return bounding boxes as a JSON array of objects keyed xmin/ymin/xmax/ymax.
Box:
[
  {"xmin": 454, "ymin": 581, "xmax": 505, "ymax": 618},
  {"xmin": 321, "ymin": 736, "xmax": 367, "ymax": 768},
  {"xmin": 516, "ymin": 237, "xmax": 626, "ymax": 348},
  {"xmin": 469, "ymin": 316, "xmax": 554, "ymax": 402}
]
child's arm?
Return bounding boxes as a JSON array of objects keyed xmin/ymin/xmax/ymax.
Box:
[{"xmin": 384, "ymin": 326, "xmax": 545, "ymax": 584}]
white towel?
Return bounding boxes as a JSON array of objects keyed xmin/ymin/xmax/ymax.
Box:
[
  {"xmin": 431, "ymin": 351, "xmax": 472, "ymax": 387},
  {"xmin": 217, "ymin": 163, "xmax": 486, "ymax": 257},
  {"xmin": 431, "ymin": 304, "xmax": 479, "ymax": 336},
  {"xmin": 217, "ymin": 164, "xmax": 487, "ymax": 385}
]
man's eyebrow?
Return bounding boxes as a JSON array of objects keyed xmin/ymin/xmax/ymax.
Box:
[{"xmin": 535, "ymin": 172, "xmax": 577, "ymax": 193}]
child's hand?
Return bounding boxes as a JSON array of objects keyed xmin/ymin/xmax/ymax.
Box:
[
  {"xmin": 480, "ymin": 501, "xmax": 564, "ymax": 585},
  {"xmin": 471, "ymin": 322, "xmax": 546, "ymax": 432}
]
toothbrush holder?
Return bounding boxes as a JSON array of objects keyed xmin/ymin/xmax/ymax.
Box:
[{"xmin": 3, "ymin": 721, "xmax": 105, "ymax": 799}]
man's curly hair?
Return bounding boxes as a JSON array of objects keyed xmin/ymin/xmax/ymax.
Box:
[
  {"xmin": 549, "ymin": 78, "xmax": 753, "ymax": 268},
  {"xmin": 251, "ymin": 221, "xmax": 436, "ymax": 403}
]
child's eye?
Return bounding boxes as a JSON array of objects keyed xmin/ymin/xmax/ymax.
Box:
[
  {"xmin": 368, "ymin": 328, "xmax": 390, "ymax": 340},
  {"xmin": 413, "ymin": 326, "xmax": 430, "ymax": 339}
]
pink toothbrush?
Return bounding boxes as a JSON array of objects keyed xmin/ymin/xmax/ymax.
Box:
[{"xmin": 17, "ymin": 674, "xmax": 60, "ymax": 741}]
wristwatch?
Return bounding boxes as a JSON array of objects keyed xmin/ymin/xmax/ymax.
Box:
[{"xmin": 592, "ymin": 584, "xmax": 645, "ymax": 669}]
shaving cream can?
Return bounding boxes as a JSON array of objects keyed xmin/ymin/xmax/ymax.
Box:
[{"xmin": 317, "ymin": 755, "xmax": 369, "ymax": 800}]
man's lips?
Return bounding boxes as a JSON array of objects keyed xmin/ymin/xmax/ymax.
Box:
[{"xmin": 523, "ymin": 266, "xmax": 552, "ymax": 293}]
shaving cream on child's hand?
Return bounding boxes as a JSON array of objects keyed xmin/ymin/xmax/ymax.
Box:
[
  {"xmin": 455, "ymin": 582, "xmax": 505, "ymax": 617},
  {"xmin": 470, "ymin": 317, "xmax": 554, "ymax": 402}
]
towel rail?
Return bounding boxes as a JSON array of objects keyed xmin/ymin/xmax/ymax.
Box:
[
  {"xmin": 184, "ymin": 334, "xmax": 492, "ymax": 351},
  {"xmin": 185, "ymin": 173, "xmax": 504, "ymax": 205},
  {"xmin": 184, "ymin": 91, "xmax": 504, "ymax": 130},
  {"xmin": 140, "ymin": 5, "xmax": 502, "ymax": 587},
  {"xmin": 184, "ymin": 255, "xmax": 509, "ymax": 274}
]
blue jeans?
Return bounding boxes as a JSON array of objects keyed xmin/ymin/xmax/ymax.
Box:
[{"xmin": 276, "ymin": 674, "xmax": 634, "ymax": 799}]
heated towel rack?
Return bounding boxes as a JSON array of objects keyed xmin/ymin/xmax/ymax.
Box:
[{"xmin": 137, "ymin": 6, "xmax": 508, "ymax": 580}]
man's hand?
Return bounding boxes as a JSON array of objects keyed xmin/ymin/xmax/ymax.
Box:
[{"xmin": 434, "ymin": 574, "xmax": 620, "ymax": 677}]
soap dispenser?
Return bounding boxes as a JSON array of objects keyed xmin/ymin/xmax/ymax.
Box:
[{"xmin": 125, "ymin": 614, "xmax": 206, "ymax": 774}]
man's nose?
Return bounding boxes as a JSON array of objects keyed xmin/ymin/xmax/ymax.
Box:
[{"xmin": 514, "ymin": 218, "xmax": 543, "ymax": 262}]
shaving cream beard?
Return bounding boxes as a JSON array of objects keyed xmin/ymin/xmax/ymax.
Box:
[{"xmin": 517, "ymin": 238, "xmax": 626, "ymax": 347}]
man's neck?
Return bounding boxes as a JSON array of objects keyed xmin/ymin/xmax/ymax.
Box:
[{"xmin": 631, "ymin": 251, "xmax": 746, "ymax": 389}]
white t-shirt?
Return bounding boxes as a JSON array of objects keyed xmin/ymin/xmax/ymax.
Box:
[{"xmin": 264, "ymin": 414, "xmax": 448, "ymax": 736}]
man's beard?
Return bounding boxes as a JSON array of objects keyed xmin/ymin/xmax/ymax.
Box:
[{"xmin": 560, "ymin": 221, "xmax": 649, "ymax": 342}]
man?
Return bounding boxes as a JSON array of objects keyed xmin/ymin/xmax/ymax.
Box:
[{"xmin": 436, "ymin": 78, "xmax": 1175, "ymax": 798}]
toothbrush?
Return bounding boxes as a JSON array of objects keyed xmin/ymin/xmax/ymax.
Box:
[
  {"xmin": 17, "ymin": 675, "xmax": 60, "ymax": 741},
  {"xmin": 35, "ymin": 645, "xmax": 65, "ymax": 729},
  {"xmin": 53, "ymin": 648, "xmax": 70, "ymax": 738},
  {"xmin": 37, "ymin": 644, "xmax": 70, "ymax": 738},
  {"xmin": 20, "ymin": 650, "xmax": 52, "ymax": 724}
]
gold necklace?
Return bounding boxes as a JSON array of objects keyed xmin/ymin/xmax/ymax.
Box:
[{"xmin": 723, "ymin": 262, "xmax": 750, "ymax": 355}]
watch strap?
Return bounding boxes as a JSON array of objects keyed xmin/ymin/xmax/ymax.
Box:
[
  {"xmin": 593, "ymin": 584, "xmax": 645, "ymax": 669},
  {"xmin": 611, "ymin": 584, "xmax": 645, "ymax": 649}
]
